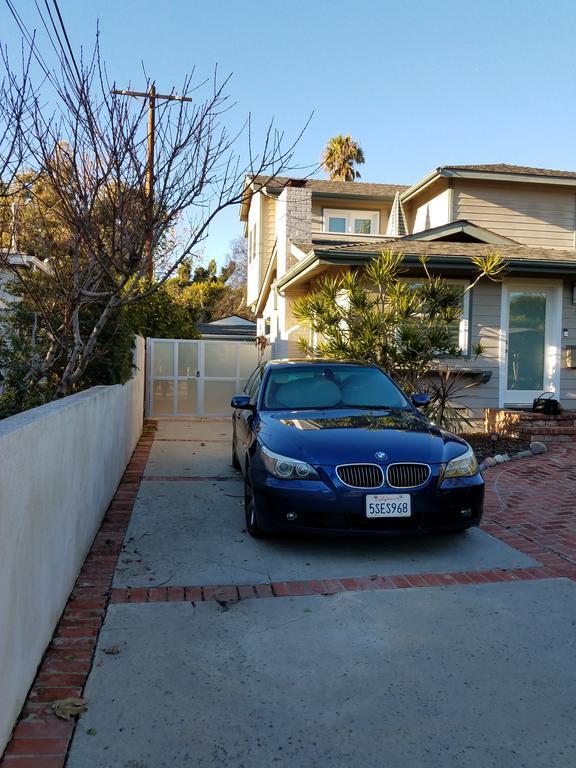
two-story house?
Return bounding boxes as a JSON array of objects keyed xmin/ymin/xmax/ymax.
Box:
[{"xmin": 240, "ymin": 164, "xmax": 576, "ymax": 414}]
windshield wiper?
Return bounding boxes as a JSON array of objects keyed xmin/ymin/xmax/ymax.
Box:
[{"xmin": 340, "ymin": 404, "xmax": 408, "ymax": 411}]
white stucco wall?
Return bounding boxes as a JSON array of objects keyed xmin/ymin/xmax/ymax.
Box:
[{"xmin": 0, "ymin": 336, "xmax": 145, "ymax": 753}]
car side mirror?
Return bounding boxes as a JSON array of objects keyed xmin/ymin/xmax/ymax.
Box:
[
  {"xmin": 411, "ymin": 393, "xmax": 430, "ymax": 408},
  {"xmin": 231, "ymin": 395, "xmax": 254, "ymax": 410}
]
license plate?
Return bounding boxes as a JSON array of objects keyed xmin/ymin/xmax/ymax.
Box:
[{"xmin": 365, "ymin": 493, "xmax": 411, "ymax": 518}]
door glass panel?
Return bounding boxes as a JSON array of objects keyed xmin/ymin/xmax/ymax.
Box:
[
  {"xmin": 152, "ymin": 381, "xmax": 174, "ymax": 415},
  {"xmin": 239, "ymin": 343, "xmax": 259, "ymax": 378},
  {"xmin": 507, "ymin": 291, "xmax": 546, "ymax": 391},
  {"xmin": 204, "ymin": 381, "xmax": 238, "ymax": 414},
  {"xmin": 153, "ymin": 342, "xmax": 174, "ymax": 376},
  {"xmin": 178, "ymin": 343, "xmax": 198, "ymax": 377},
  {"xmin": 177, "ymin": 381, "xmax": 197, "ymax": 414},
  {"xmin": 204, "ymin": 343, "xmax": 237, "ymax": 377}
]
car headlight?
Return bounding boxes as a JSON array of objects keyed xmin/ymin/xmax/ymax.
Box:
[
  {"xmin": 443, "ymin": 446, "xmax": 478, "ymax": 478},
  {"xmin": 261, "ymin": 446, "xmax": 319, "ymax": 480}
]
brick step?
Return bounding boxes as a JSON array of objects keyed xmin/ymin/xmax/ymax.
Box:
[{"xmin": 519, "ymin": 426, "xmax": 576, "ymax": 436}]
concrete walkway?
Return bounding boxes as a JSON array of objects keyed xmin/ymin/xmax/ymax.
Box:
[{"xmin": 3, "ymin": 420, "xmax": 576, "ymax": 768}]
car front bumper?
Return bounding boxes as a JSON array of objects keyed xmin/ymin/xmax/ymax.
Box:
[{"xmin": 251, "ymin": 468, "xmax": 484, "ymax": 536}]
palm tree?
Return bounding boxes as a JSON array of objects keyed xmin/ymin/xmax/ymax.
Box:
[{"xmin": 321, "ymin": 135, "xmax": 365, "ymax": 181}]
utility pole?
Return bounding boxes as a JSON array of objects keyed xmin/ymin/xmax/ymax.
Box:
[{"xmin": 111, "ymin": 84, "xmax": 192, "ymax": 279}]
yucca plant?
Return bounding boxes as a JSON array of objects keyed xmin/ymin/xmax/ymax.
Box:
[{"xmin": 293, "ymin": 249, "xmax": 504, "ymax": 430}]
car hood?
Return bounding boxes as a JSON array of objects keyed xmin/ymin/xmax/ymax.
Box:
[{"xmin": 256, "ymin": 409, "xmax": 469, "ymax": 465}]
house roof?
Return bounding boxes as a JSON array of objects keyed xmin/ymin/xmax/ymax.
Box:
[
  {"xmin": 240, "ymin": 175, "xmax": 409, "ymax": 221},
  {"xmin": 253, "ymin": 176, "xmax": 408, "ymax": 197},
  {"xmin": 279, "ymin": 239, "xmax": 576, "ymax": 292},
  {"xmin": 208, "ymin": 315, "xmax": 256, "ymax": 327},
  {"xmin": 402, "ymin": 220, "xmax": 520, "ymax": 245},
  {"xmin": 440, "ymin": 163, "xmax": 576, "ymax": 179},
  {"xmin": 196, "ymin": 322, "xmax": 256, "ymax": 339},
  {"xmin": 402, "ymin": 163, "xmax": 576, "ymax": 203}
]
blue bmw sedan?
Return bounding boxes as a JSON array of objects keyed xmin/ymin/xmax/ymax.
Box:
[{"xmin": 231, "ymin": 359, "xmax": 484, "ymax": 537}]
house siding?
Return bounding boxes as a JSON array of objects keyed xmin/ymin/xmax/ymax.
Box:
[
  {"xmin": 405, "ymin": 179, "xmax": 450, "ymax": 234},
  {"xmin": 454, "ymin": 180, "xmax": 576, "ymax": 249}
]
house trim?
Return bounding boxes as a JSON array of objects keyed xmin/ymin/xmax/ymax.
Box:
[
  {"xmin": 498, "ymin": 279, "xmax": 563, "ymax": 408},
  {"xmin": 402, "ymin": 220, "xmax": 519, "ymax": 245}
]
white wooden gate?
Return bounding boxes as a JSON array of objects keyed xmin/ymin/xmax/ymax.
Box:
[{"xmin": 146, "ymin": 338, "xmax": 269, "ymax": 417}]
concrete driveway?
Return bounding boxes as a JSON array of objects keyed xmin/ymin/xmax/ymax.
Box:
[{"xmin": 9, "ymin": 419, "xmax": 575, "ymax": 768}]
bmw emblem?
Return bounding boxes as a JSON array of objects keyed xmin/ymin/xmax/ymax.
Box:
[{"xmin": 375, "ymin": 451, "xmax": 388, "ymax": 461}]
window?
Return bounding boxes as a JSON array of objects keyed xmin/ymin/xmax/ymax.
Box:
[
  {"xmin": 403, "ymin": 279, "xmax": 471, "ymax": 355},
  {"xmin": 248, "ymin": 223, "xmax": 257, "ymax": 263},
  {"xmin": 323, "ymin": 209, "xmax": 380, "ymax": 236}
]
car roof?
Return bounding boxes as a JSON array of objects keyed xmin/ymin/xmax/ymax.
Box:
[{"xmin": 263, "ymin": 358, "xmax": 377, "ymax": 368}]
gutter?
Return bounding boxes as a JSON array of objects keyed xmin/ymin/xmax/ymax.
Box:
[
  {"xmin": 276, "ymin": 249, "xmax": 576, "ymax": 291},
  {"xmin": 400, "ymin": 169, "xmax": 442, "ymax": 203}
]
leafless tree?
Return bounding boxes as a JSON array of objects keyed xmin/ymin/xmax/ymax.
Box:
[{"xmin": 0, "ymin": 7, "xmax": 305, "ymax": 397}]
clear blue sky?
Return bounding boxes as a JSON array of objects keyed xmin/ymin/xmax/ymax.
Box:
[{"xmin": 2, "ymin": 0, "xmax": 576, "ymax": 267}]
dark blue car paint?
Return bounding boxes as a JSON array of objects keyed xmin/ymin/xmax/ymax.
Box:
[{"xmin": 233, "ymin": 360, "xmax": 484, "ymax": 535}]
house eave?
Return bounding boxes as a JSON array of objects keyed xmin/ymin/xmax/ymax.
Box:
[
  {"xmin": 277, "ymin": 248, "xmax": 576, "ymax": 291},
  {"xmin": 440, "ymin": 168, "xmax": 576, "ymax": 187}
]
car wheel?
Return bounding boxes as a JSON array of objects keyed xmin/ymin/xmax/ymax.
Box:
[{"xmin": 244, "ymin": 464, "xmax": 266, "ymax": 538}]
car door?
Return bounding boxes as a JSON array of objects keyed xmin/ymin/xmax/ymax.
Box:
[{"xmin": 234, "ymin": 366, "xmax": 263, "ymax": 470}]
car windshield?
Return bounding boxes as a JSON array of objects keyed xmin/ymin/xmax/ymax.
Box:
[{"xmin": 262, "ymin": 364, "xmax": 410, "ymax": 411}]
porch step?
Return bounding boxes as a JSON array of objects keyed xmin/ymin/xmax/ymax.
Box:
[{"xmin": 485, "ymin": 408, "xmax": 576, "ymax": 444}]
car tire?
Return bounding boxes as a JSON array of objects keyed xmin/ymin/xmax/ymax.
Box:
[
  {"xmin": 231, "ymin": 425, "xmax": 241, "ymax": 470},
  {"xmin": 232, "ymin": 442, "xmax": 241, "ymax": 470},
  {"xmin": 244, "ymin": 464, "xmax": 267, "ymax": 538}
]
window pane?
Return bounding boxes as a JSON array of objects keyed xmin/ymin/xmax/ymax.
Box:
[
  {"xmin": 204, "ymin": 343, "xmax": 237, "ymax": 377},
  {"xmin": 328, "ymin": 217, "xmax": 346, "ymax": 233},
  {"xmin": 176, "ymin": 381, "xmax": 197, "ymax": 414},
  {"xmin": 507, "ymin": 291, "xmax": 546, "ymax": 391},
  {"xmin": 239, "ymin": 343, "xmax": 259, "ymax": 378},
  {"xmin": 354, "ymin": 218, "xmax": 372, "ymax": 234},
  {"xmin": 152, "ymin": 342, "xmax": 174, "ymax": 376},
  {"xmin": 152, "ymin": 381, "xmax": 174, "ymax": 415},
  {"xmin": 177, "ymin": 342, "xmax": 198, "ymax": 376},
  {"xmin": 204, "ymin": 381, "xmax": 238, "ymax": 414}
]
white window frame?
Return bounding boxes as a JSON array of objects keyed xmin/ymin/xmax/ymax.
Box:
[
  {"xmin": 248, "ymin": 223, "xmax": 257, "ymax": 263},
  {"xmin": 323, "ymin": 208, "xmax": 380, "ymax": 236},
  {"xmin": 403, "ymin": 278, "xmax": 471, "ymax": 355}
]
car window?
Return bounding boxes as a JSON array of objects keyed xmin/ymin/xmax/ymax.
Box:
[
  {"xmin": 242, "ymin": 368, "xmax": 259, "ymax": 395},
  {"xmin": 262, "ymin": 365, "xmax": 409, "ymax": 410},
  {"xmin": 248, "ymin": 367, "xmax": 263, "ymax": 399}
]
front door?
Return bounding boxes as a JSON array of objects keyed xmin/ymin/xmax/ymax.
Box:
[{"xmin": 500, "ymin": 281, "xmax": 562, "ymax": 406}]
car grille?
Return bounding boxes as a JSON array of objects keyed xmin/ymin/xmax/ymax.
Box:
[
  {"xmin": 387, "ymin": 463, "xmax": 430, "ymax": 488},
  {"xmin": 336, "ymin": 464, "xmax": 384, "ymax": 488}
]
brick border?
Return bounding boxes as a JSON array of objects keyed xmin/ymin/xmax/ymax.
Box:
[
  {"xmin": 0, "ymin": 422, "xmax": 157, "ymax": 767},
  {"xmin": 107, "ymin": 563, "xmax": 575, "ymax": 606}
]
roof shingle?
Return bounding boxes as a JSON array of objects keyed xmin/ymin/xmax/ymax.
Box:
[{"xmin": 252, "ymin": 175, "xmax": 408, "ymax": 197}]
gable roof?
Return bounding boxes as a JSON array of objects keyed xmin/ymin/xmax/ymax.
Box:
[
  {"xmin": 196, "ymin": 322, "xmax": 256, "ymax": 339},
  {"xmin": 440, "ymin": 163, "xmax": 576, "ymax": 179},
  {"xmin": 279, "ymin": 239, "xmax": 576, "ymax": 292},
  {"xmin": 240, "ymin": 175, "xmax": 409, "ymax": 220},
  {"xmin": 402, "ymin": 163, "xmax": 576, "ymax": 203},
  {"xmin": 256, "ymin": 176, "xmax": 408, "ymax": 196},
  {"xmin": 403, "ymin": 220, "xmax": 519, "ymax": 245}
]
